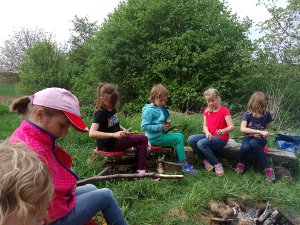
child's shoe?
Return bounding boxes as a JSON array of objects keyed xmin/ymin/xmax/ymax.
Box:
[
  {"xmin": 214, "ymin": 163, "xmax": 224, "ymax": 176},
  {"xmin": 202, "ymin": 159, "xmax": 214, "ymax": 172},
  {"xmin": 235, "ymin": 163, "xmax": 245, "ymax": 174},
  {"xmin": 182, "ymin": 162, "xmax": 198, "ymax": 174},
  {"xmin": 265, "ymin": 167, "xmax": 275, "ymax": 182},
  {"xmin": 137, "ymin": 169, "xmax": 147, "ymax": 174}
]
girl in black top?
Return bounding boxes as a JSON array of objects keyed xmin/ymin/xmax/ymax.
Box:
[{"xmin": 89, "ymin": 83, "xmax": 148, "ymax": 174}]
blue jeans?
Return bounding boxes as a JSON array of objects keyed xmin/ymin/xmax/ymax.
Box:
[
  {"xmin": 240, "ymin": 137, "xmax": 269, "ymax": 170},
  {"xmin": 188, "ymin": 134, "xmax": 226, "ymax": 165},
  {"xmin": 50, "ymin": 184, "xmax": 127, "ymax": 225}
]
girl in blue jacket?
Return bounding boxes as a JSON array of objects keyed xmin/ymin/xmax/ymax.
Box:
[{"xmin": 141, "ymin": 84, "xmax": 197, "ymax": 174}]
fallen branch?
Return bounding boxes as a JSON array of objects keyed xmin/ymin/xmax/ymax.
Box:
[
  {"xmin": 97, "ymin": 166, "xmax": 111, "ymax": 176},
  {"xmin": 77, "ymin": 173, "xmax": 184, "ymax": 186}
]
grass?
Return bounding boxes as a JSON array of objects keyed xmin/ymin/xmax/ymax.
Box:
[
  {"xmin": 0, "ymin": 83, "xmax": 19, "ymax": 96},
  {"xmin": 1, "ymin": 103, "xmax": 300, "ymax": 224}
]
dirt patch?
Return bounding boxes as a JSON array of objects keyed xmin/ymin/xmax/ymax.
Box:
[{"xmin": 0, "ymin": 96, "xmax": 17, "ymax": 103}]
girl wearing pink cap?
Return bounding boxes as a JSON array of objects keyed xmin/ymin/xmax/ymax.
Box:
[{"xmin": 9, "ymin": 87, "xmax": 127, "ymax": 225}]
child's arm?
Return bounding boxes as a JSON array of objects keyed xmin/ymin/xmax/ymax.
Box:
[
  {"xmin": 89, "ymin": 123, "xmax": 127, "ymax": 139},
  {"xmin": 141, "ymin": 109, "xmax": 164, "ymax": 132},
  {"xmin": 240, "ymin": 121, "xmax": 270, "ymax": 137},
  {"xmin": 216, "ymin": 115, "xmax": 235, "ymax": 135},
  {"xmin": 203, "ymin": 115, "xmax": 212, "ymax": 140}
]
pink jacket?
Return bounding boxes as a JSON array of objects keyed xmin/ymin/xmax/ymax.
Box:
[{"xmin": 10, "ymin": 120, "xmax": 78, "ymax": 222}]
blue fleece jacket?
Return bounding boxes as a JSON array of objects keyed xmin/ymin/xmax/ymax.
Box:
[{"xmin": 141, "ymin": 103, "xmax": 169, "ymax": 139}]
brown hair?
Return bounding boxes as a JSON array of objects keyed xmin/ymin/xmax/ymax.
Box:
[
  {"xmin": 203, "ymin": 88, "xmax": 221, "ymax": 113},
  {"xmin": 0, "ymin": 142, "xmax": 53, "ymax": 225},
  {"xmin": 247, "ymin": 91, "xmax": 268, "ymax": 117},
  {"xmin": 94, "ymin": 83, "xmax": 119, "ymax": 113},
  {"xmin": 150, "ymin": 84, "xmax": 169, "ymax": 102},
  {"xmin": 10, "ymin": 96, "xmax": 63, "ymax": 117}
]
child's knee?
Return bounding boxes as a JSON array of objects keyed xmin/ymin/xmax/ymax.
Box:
[{"xmin": 197, "ymin": 139, "xmax": 209, "ymax": 149}]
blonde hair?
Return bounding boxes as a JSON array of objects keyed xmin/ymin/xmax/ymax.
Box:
[
  {"xmin": 150, "ymin": 84, "xmax": 169, "ymax": 102},
  {"xmin": 0, "ymin": 142, "xmax": 53, "ymax": 225},
  {"xmin": 10, "ymin": 96, "xmax": 63, "ymax": 117},
  {"xmin": 94, "ymin": 83, "xmax": 119, "ymax": 113},
  {"xmin": 203, "ymin": 88, "xmax": 221, "ymax": 113},
  {"xmin": 247, "ymin": 91, "xmax": 268, "ymax": 117}
]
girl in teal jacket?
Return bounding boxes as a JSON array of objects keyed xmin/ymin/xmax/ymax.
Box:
[{"xmin": 141, "ymin": 84, "xmax": 197, "ymax": 174}]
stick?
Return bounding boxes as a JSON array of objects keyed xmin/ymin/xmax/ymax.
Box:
[
  {"xmin": 97, "ymin": 166, "xmax": 111, "ymax": 176},
  {"xmin": 77, "ymin": 173, "xmax": 184, "ymax": 186},
  {"xmin": 231, "ymin": 133, "xmax": 275, "ymax": 139}
]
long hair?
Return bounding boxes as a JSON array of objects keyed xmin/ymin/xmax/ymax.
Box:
[
  {"xmin": 150, "ymin": 84, "xmax": 169, "ymax": 102},
  {"xmin": 247, "ymin": 91, "xmax": 268, "ymax": 117},
  {"xmin": 0, "ymin": 142, "xmax": 53, "ymax": 225},
  {"xmin": 94, "ymin": 83, "xmax": 119, "ymax": 113},
  {"xmin": 203, "ymin": 88, "xmax": 221, "ymax": 113}
]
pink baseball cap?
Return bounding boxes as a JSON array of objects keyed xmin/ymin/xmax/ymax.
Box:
[{"xmin": 30, "ymin": 87, "xmax": 89, "ymax": 132}]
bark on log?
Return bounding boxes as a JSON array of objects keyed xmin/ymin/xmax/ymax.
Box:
[{"xmin": 77, "ymin": 173, "xmax": 184, "ymax": 186}]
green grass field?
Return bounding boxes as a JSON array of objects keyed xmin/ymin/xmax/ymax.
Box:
[
  {"xmin": 1, "ymin": 101, "xmax": 300, "ymax": 224},
  {"xmin": 0, "ymin": 83, "xmax": 18, "ymax": 97}
]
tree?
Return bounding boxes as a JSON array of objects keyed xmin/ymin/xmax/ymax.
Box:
[
  {"xmin": 257, "ymin": 0, "xmax": 300, "ymax": 65},
  {"xmin": 17, "ymin": 40, "xmax": 71, "ymax": 94},
  {"xmin": 74, "ymin": 0, "xmax": 253, "ymax": 113},
  {"xmin": 67, "ymin": 16, "xmax": 99, "ymax": 80},
  {"xmin": 69, "ymin": 15, "xmax": 99, "ymax": 48},
  {"xmin": 0, "ymin": 28, "xmax": 52, "ymax": 73},
  {"xmin": 253, "ymin": 0, "xmax": 300, "ymax": 127}
]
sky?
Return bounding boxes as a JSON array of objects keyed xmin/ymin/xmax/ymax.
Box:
[{"xmin": 0, "ymin": 0, "xmax": 288, "ymax": 46}]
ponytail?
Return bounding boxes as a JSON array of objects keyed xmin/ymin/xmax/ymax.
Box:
[{"xmin": 9, "ymin": 96, "xmax": 31, "ymax": 115}]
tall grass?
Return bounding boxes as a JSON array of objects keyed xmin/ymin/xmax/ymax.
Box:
[{"xmin": 1, "ymin": 103, "xmax": 300, "ymax": 224}]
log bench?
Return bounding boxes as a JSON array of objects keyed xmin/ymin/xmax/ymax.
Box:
[
  {"xmin": 184, "ymin": 143, "xmax": 298, "ymax": 179},
  {"xmin": 184, "ymin": 143, "xmax": 298, "ymax": 167},
  {"xmin": 92, "ymin": 146, "xmax": 176, "ymax": 174}
]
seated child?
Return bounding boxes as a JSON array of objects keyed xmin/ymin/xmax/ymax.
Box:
[
  {"xmin": 89, "ymin": 83, "xmax": 148, "ymax": 174},
  {"xmin": 235, "ymin": 91, "xmax": 275, "ymax": 182},
  {"xmin": 9, "ymin": 87, "xmax": 127, "ymax": 225},
  {"xmin": 141, "ymin": 83, "xmax": 197, "ymax": 174},
  {"xmin": 188, "ymin": 88, "xmax": 235, "ymax": 176}
]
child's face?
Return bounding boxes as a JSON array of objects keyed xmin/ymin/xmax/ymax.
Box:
[
  {"xmin": 101, "ymin": 96, "xmax": 114, "ymax": 110},
  {"xmin": 205, "ymin": 95, "xmax": 219, "ymax": 110},
  {"xmin": 154, "ymin": 96, "xmax": 167, "ymax": 107},
  {"xmin": 41, "ymin": 114, "xmax": 71, "ymax": 138}
]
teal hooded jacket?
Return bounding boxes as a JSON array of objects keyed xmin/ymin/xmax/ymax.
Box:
[{"xmin": 141, "ymin": 103, "xmax": 169, "ymax": 139}]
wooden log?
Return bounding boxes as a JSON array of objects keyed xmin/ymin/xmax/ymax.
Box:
[
  {"xmin": 77, "ymin": 173, "xmax": 184, "ymax": 186},
  {"xmin": 184, "ymin": 146, "xmax": 197, "ymax": 165},
  {"xmin": 164, "ymin": 161, "xmax": 182, "ymax": 172},
  {"xmin": 218, "ymin": 143, "xmax": 298, "ymax": 167}
]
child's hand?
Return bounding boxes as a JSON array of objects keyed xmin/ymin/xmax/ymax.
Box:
[
  {"xmin": 205, "ymin": 132, "xmax": 212, "ymax": 140},
  {"xmin": 260, "ymin": 130, "xmax": 269, "ymax": 137},
  {"xmin": 114, "ymin": 131, "xmax": 128, "ymax": 138},
  {"xmin": 165, "ymin": 120, "xmax": 171, "ymax": 126},
  {"xmin": 216, "ymin": 129, "xmax": 226, "ymax": 135},
  {"xmin": 162, "ymin": 122, "xmax": 171, "ymax": 131}
]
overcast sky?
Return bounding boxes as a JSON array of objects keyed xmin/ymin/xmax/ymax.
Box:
[{"xmin": 0, "ymin": 0, "xmax": 287, "ymax": 46}]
